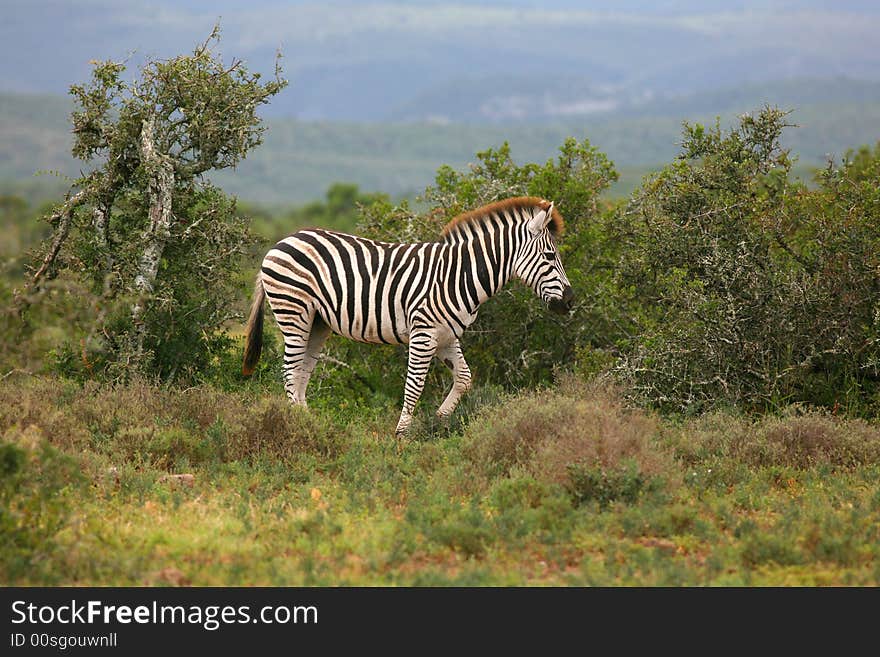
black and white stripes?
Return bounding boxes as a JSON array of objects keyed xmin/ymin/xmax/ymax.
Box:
[{"xmin": 242, "ymin": 196, "xmax": 574, "ymax": 435}]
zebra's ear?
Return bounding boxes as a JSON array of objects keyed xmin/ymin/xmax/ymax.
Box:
[{"xmin": 527, "ymin": 203, "xmax": 554, "ymax": 234}]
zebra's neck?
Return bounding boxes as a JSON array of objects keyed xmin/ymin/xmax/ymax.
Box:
[{"xmin": 438, "ymin": 210, "xmax": 526, "ymax": 314}]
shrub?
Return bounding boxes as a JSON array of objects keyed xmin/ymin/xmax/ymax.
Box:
[
  {"xmin": 614, "ymin": 107, "xmax": 880, "ymax": 414},
  {"xmin": 742, "ymin": 414, "xmax": 880, "ymax": 469},
  {"xmin": 227, "ymin": 397, "xmax": 343, "ymax": 462},
  {"xmin": 0, "ymin": 427, "xmax": 84, "ymax": 582},
  {"xmin": 0, "ymin": 375, "xmax": 344, "ymax": 471},
  {"xmin": 407, "ymin": 496, "xmax": 495, "ymax": 558},
  {"xmin": 486, "ymin": 476, "xmax": 574, "ymax": 540},
  {"xmin": 567, "ymin": 459, "xmax": 652, "ymax": 507},
  {"xmin": 662, "ymin": 408, "xmax": 880, "ymax": 470},
  {"xmin": 739, "ymin": 531, "xmax": 804, "ymax": 568},
  {"xmin": 461, "ymin": 377, "xmax": 676, "ymax": 504}
]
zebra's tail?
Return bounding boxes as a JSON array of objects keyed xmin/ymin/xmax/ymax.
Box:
[{"xmin": 242, "ymin": 274, "xmax": 266, "ymax": 376}]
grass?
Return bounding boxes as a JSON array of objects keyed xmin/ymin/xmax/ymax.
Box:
[{"xmin": 1, "ymin": 373, "xmax": 879, "ymax": 586}]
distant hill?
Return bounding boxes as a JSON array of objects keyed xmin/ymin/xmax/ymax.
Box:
[
  {"xmin": 2, "ymin": 78, "xmax": 879, "ymax": 206},
  {"xmin": 0, "ymin": 92, "xmax": 73, "ymax": 180},
  {"xmin": 3, "ymin": 2, "xmax": 880, "ymax": 121},
  {"xmin": 391, "ymin": 76, "xmax": 880, "ymax": 123}
]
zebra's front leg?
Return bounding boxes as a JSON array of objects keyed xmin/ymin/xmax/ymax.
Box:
[
  {"xmin": 436, "ymin": 340, "xmax": 472, "ymax": 421},
  {"xmin": 395, "ymin": 330, "xmax": 438, "ymax": 437}
]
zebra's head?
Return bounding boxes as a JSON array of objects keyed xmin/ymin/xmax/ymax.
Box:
[{"xmin": 514, "ymin": 202, "xmax": 574, "ymax": 315}]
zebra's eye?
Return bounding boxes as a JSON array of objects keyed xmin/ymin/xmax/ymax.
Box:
[{"xmin": 543, "ymin": 251, "xmax": 556, "ymax": 261}]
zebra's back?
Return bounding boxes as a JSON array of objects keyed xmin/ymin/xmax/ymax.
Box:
[{"xmin": 260, "ymin": 229, "xmax": 441, "ymax": 345}]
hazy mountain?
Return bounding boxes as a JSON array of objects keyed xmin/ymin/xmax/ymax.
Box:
[
  {"xmin": 390, "ymin": 76, "xmax": 880, "ymax": 123},
  {"xmin": 3, "ymin": 2, "xmax": 878, "ymax": 204},
  {"xmin": 2, "ymin": 1, "xmax": 879, "ymax": 121},
  {"xmin": 3, "ymin": 78, "xmax": 878, "ymax": 205}
]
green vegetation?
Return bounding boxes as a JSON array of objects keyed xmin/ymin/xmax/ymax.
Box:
[
  {"xmin": 2, "ymin": 374, "xmax": 878, "ymax": 585},
  {"xmin": 14, "ymin": 29, "xmax": 285, "ymax": 381},
  {"xmin": 615, "ymin": 118, "xmax": 880, "ymax": 414},
  {"xmin": 2, "ymin": 39, "xmax": 880, "ymax": 588}
]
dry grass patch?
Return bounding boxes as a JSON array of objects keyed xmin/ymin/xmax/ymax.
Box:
[
  {"xmin": 0, "ymin": 375, "xmax": 344, "ymax": 468},
  {"xmin": 225, "ymin": 396, "xmax": 343, "ymax": 462},
  {"xmin": 462, "ymin": 377, "xmax": 677, "ymax": 504},
  {"xmin": 745, "ymin": 414, "xmax": 880, "ymax": 468},
  {"xmin": 665, "ymin": 408, "xmax": 880, "ymax": 469}
]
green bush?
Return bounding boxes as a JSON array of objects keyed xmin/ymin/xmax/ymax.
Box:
[
  {"xmin": 486, "ymin": 476, "xmax": 574, "ymax": 540},
  {"xmin": 408, "ymin": 497, "xmax": 495, "ymax": 558},
  {"xmin": 739, "ymin": 531, "xmax": 804, "ymax": 568},
  {"xmin": 567, "ymin": 459, "xmax": 652, "ymax": 508},
  {"xmin": 0, "ymin": 429, "xmax": 83, "ymax": 582},
  {"xmin": 614, "ymin": 108, "xmax": 880, "ymax": 414}
]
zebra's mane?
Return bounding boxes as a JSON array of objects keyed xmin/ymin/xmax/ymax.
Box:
[{"xmin": 440, "ymin": 196, "xmax": 564, "ymax": 240}]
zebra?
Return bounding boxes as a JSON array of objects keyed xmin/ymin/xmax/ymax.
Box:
[{"xmin": 242, "ymin": 196, "xmax": 574, "ymax": 436}]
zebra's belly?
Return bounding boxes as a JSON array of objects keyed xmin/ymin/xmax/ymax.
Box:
[{"xmin": 318, "ymin": 307, "xmax": 410, "ymax": 345}]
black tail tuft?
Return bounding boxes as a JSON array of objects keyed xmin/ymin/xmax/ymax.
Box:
[{"xmin": 242, "ymin": 275, "xmax": 265, "ymax": 376}]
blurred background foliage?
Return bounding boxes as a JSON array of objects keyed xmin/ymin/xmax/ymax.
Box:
[{"xmin": 5, "ymin": 105, "xmax": 880, "ymax": 418}]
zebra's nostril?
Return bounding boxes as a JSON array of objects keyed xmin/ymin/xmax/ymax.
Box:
[{"xmin": 562, "ymin": 286, "xmax": 574, "ymax": 304}]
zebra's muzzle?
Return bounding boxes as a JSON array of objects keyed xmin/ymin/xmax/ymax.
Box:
[{"xmin": 548, "ymin": 286, "xmax": 574, "ymax": 314}]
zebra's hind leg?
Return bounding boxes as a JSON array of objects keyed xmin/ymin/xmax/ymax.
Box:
[
  {"xmin": 279, "ymin": 308, "xmax": 322, "ymax": 406},
  {"xmin": 395, "ymin": 329, "xmax": 438, "ymax": 437},
  {"xmin": 283, "ymin": 312, "xmax": 332, "ymax": 405},
  {"xmin": 435, "ymin": 339, "xmax": 472, "ymax": 421},
  {"xmin": 297, "ymin": 314, "xmax": 332, "ymax": 400},
  {"xmin": 281, "ymin": 333, "xmax": 309, "ymax": 406}
]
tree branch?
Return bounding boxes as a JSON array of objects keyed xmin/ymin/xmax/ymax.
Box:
[
  {"xmin": 132, "ymin": 115, "xmax": 175, "ymax": 360},
  {"xmin": 29, "ymin": 190, "xmax": 86, "ymax": 288}
]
